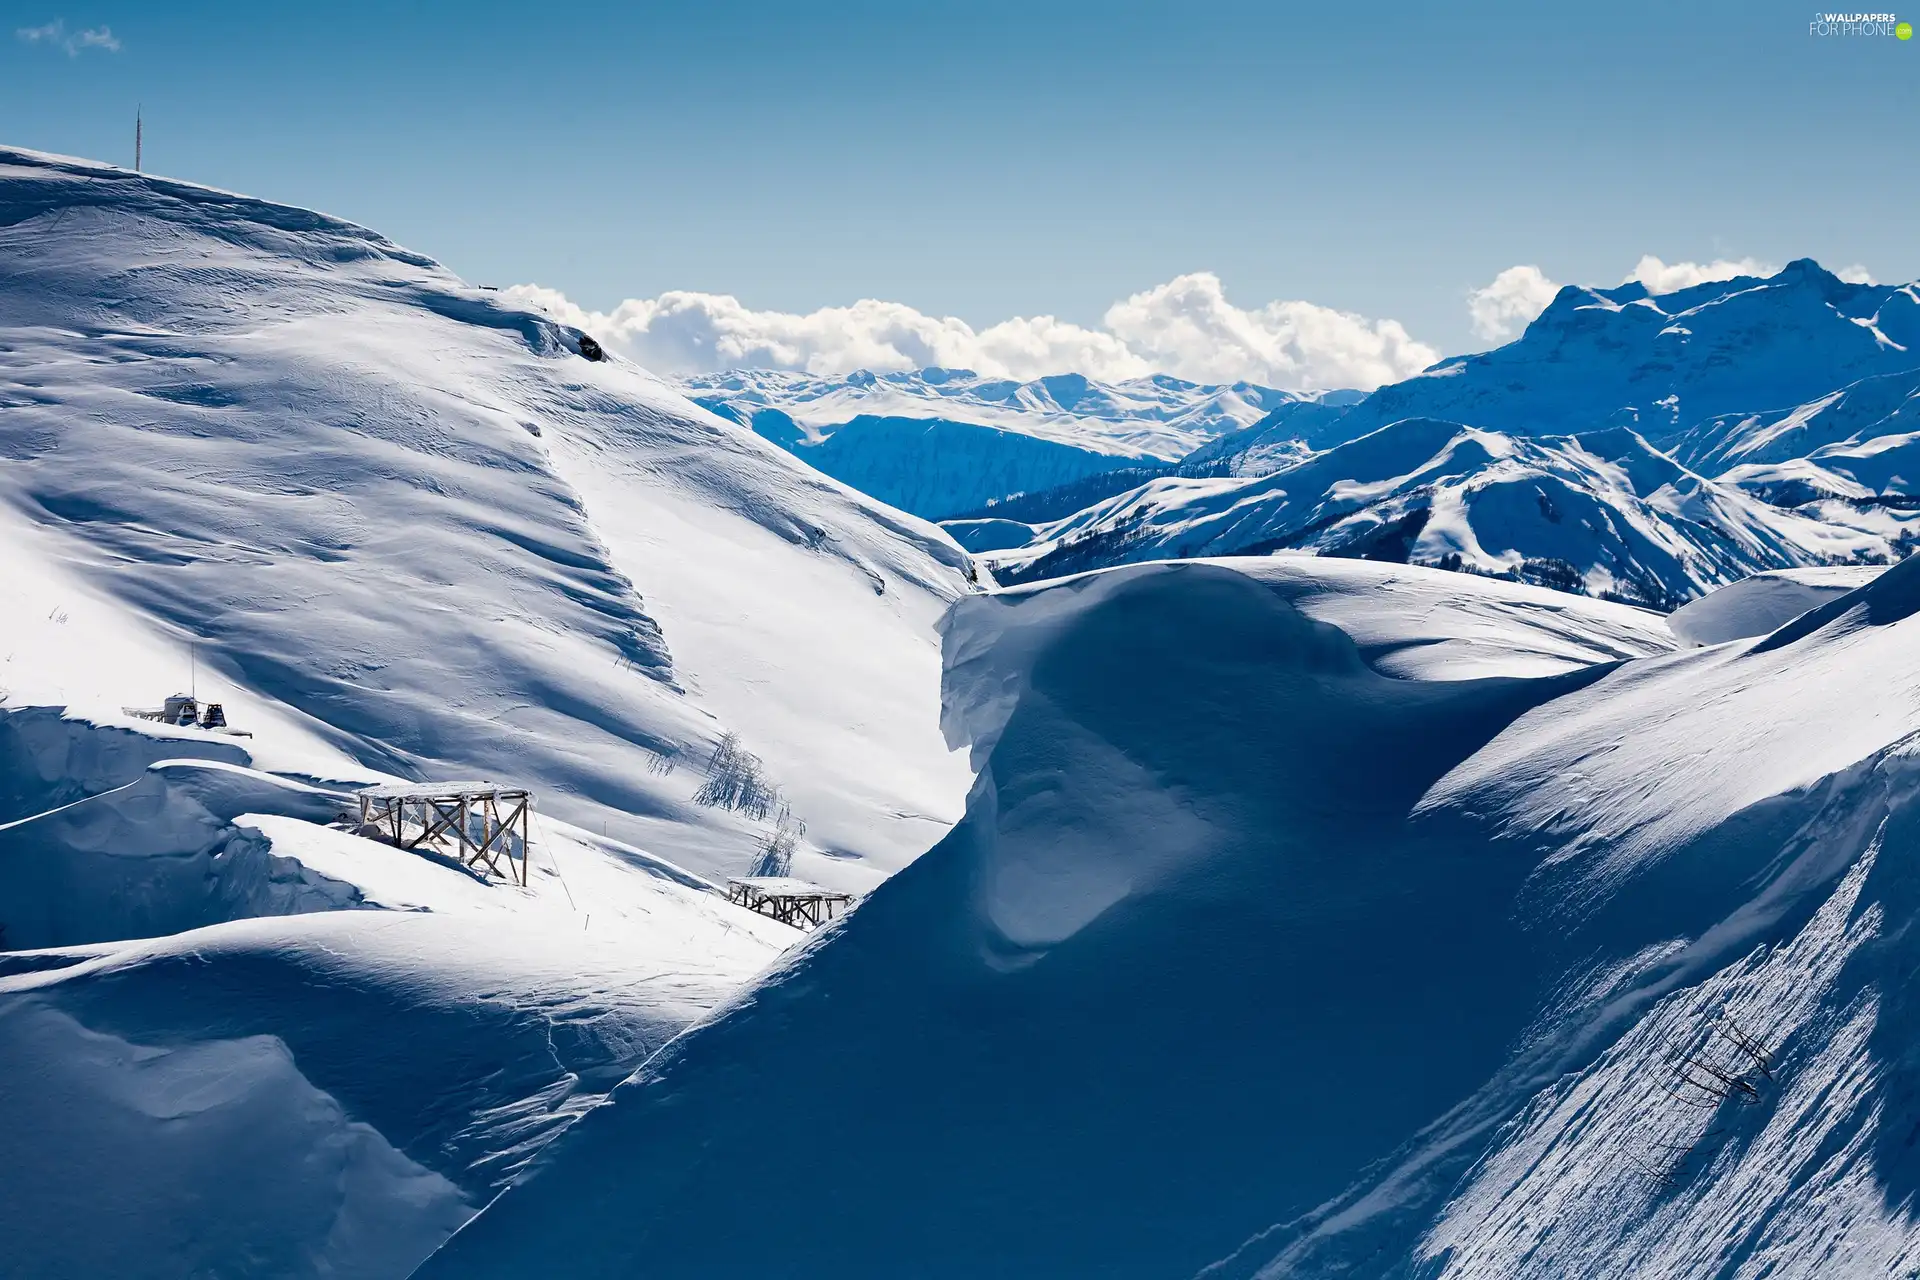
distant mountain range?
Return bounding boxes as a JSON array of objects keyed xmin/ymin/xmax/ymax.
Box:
[
  {"xmin": 683, "ymin": 367, "xmax": 1357, "ymax": 519},
  {"xmin": 959, "ymin": 261, "xmax": 1920, "ymax": 607}
]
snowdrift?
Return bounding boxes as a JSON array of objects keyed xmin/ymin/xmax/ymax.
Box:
[
  {"xmin": 0, "ymin": 145, "xmax": 976, "ymax": 886},
  {"xmin": 0, "ymin": 702, "xmax": 793, "ymax": 1278},
  {"xmin": 0, "ymin": 908, "xmax": 779, "ymax": 1280},
  {"xmin": 423, "ymin": 553, "xmax": 1920, "ymax": 1278},
  {"xmin": 1666, "ymin": 565, "xmax": 1884, "ymax": 646}
]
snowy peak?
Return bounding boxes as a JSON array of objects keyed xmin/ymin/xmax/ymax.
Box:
[{"xmin": 1221, "ymin": 259, "xmax": 1920, "ymax": 464}]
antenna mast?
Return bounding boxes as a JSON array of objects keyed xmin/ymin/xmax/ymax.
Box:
[{"xmin": 135, "ymin": 106, "xmax": 142, "ymax": 172}]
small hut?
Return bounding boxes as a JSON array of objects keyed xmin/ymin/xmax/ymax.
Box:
[
  {"xmin": 724, "ymin": 876, "xmax": 854, "ymax": 930},
  {"xmin": 122, "ymin": 694, "xmax": 251, "ymax": 737}
]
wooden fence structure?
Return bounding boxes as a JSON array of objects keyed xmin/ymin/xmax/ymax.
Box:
[
  {"xmin": 357, "ymin": 781, "xmax": 532, "ymax": 886},
  {"xmin": 725, "ymin": 876, "xmax": 854, "ymax": 930}
]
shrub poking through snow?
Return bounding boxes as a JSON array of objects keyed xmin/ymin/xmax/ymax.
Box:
[
  {"xmin": 750, "ymin": 814, "xmax": 807, "ymax": 878},
  {"xmin": 693, "ymin": 731, "xmax": 784, "ymax": 821}
]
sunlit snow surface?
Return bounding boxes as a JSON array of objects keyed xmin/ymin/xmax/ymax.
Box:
[
  {"xmin": 0, "ymin": 145, "xmax": 975, "ymax": 888},
  {"xmin": 11, "ymin": 143, "xmax": 1920, "ymax": 1280},
  {"xmin": 1666, "ymin": 565, "xmax": 1883, "ymax": 646},
  {"xmin": 0, "ymin": 708, "xmax": 793, "ymax": 1279},
  {"xmin": 0, "ymin": 145, "xmax": 979, "ymax": 1279}
]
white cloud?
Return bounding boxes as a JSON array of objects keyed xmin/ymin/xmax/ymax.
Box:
[
  {"xmin": 1836, "ymin": 263, "xmax": 1876, "ymax": 284},
  {"xmin": 1624, "ymin": 254, "xmax": 1774, "ymax": 295},
  {"xmin": 1466, "ymin": 265, "xmax": 1562, "ymax": 342},
  {"xmin": 15, "ymin": 19, "xmax": 119, "ymax": 54},
  {"xmin": 504, "ymin": 273, "xmax": 1440, "ymax": 392}
]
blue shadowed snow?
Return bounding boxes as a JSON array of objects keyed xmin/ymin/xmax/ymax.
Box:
[
  {"xmin": 421, "ymin": 553, "xmax": 1920, "ymax": 1279},
  {"xmin": 416, "ymin": 562, "xmax": 1626, "ymax": 1278}
]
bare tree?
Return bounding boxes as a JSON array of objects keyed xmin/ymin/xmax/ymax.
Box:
[
  {"xmin": 751, "ymin": 814, "xmax": 807, "ymax": 878},
  {"xmin": 693, "ymin": 731, "xmax": 781, "ymax": 819}
]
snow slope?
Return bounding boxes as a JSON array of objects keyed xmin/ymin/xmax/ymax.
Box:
[
  {"xmin": 421, "ymin": 551, "xmax": 1920, "ymax": 1279},
  {"xmin": 0, "ymin": 701, "xmax": 792, "ymax": 1279},
  {"xmin": 0, "ymin": 144, "xmax": 977, "ymax": 888},
  {"xmin": 1666, "ymin": 565, "xmax": 1884, "ymax": 646},
  {"xmin": 1664, "ymin": 365, "xmax": 1920, "ymax": 477},
  {"xmin": 988, "ymin": 420, "xmax": 1890, "ymax": 607},
  {"xmin": 416, "ymin": 558, "xmax": 1703, "ymax": 1279}
]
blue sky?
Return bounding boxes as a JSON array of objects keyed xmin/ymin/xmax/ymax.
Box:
[{"xmin": 4, "ymin": 0, "xmax": 1917, "ymax": 383}]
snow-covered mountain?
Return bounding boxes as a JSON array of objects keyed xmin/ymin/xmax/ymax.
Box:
[
  {"xmin": 1212, "ymin": 260, "xmax": 1920, "ymax": 464},
  {"xmin": 985, "ymin": 420, "xmax": 1895, "ymax": 607},
  {"xmin": 16, "ymin": 142, "xmax": 1920, "ymax": 1280},
  {"xmin": 963, "ymin": 263, "xmax": 1920, "ymax": 608},
  {"xmin": 1665, "ymin": 365, "xmax": 1920, "ymax": 478},
  {"xmin": 686, "ymin": 365, "xmax": 1311, "ymax": 453},
  {"xmin": 684, "ymin": 367, "xmax": 1344, "ymax": 518},
  {"xmin": 0, "ymin": 145, "xmax": 978, "ymax": 892},
  {"xmin": 421, "ymin": 552, "xmax": 1920, "ymax": 1277},
  {"xmin": 0, "ymin": 142, "xmax": 1005, "ymax": 1276}
]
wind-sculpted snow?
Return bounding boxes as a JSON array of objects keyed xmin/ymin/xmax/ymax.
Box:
[
  {"xmin": 0, "ymin": 910, "xmax": 774, "ymax": 1280},
  {"xmin": 1666, "ymin": 565, "xmax": 1883, "ymax": 646},
  {"xmin": 0, "ymin": 145, "xmax": 975, "ymax": 885},
  {"xmin": 418, "ymin": 553, "xmax": 1920, "ymax": 1279},
  {"xmin": 0, "ymin": 700, "xmax": 792, "ymax": 1278},
  {"xmin": 416, "ymin": 561, "xmax": 1647, "ymax": 1278},
  {"xmin": 987, "ymin": 418, "xmax": 1890, "ymax": 607}
]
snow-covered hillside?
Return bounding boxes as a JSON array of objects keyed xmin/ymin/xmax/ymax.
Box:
[
  {"xmin": 985, "ymin": 420, "xmax": 1891, "ymax": 607},
  {"xmin": 16, "ymin": 139, "xmax": 1920, "ymax": 1280},
  {"xmin": 685, "ymin": 368, "xmax": 1344, "ymax": 518},
  {"xmin": 0, "ymin": 145, "xmax": 978, "ymax": 890},
  {"xmin": 422, "ymin": 552, "xmax": 1920, "ymax": 1278},
  {"xmin": 0, "ymin": 706, "xmax": 793, "ymax": 1279},
  {"xmin": 422, "ymin": 554, "xmax": 1920, "ymax": 1279},
  {"xmin": 0, "ymin": 143, "xmax": 1003, "ymax": 1278},
  {"xmin": 1666, "ymin": 565, "xmax": 1883, "ymax": 646}
]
